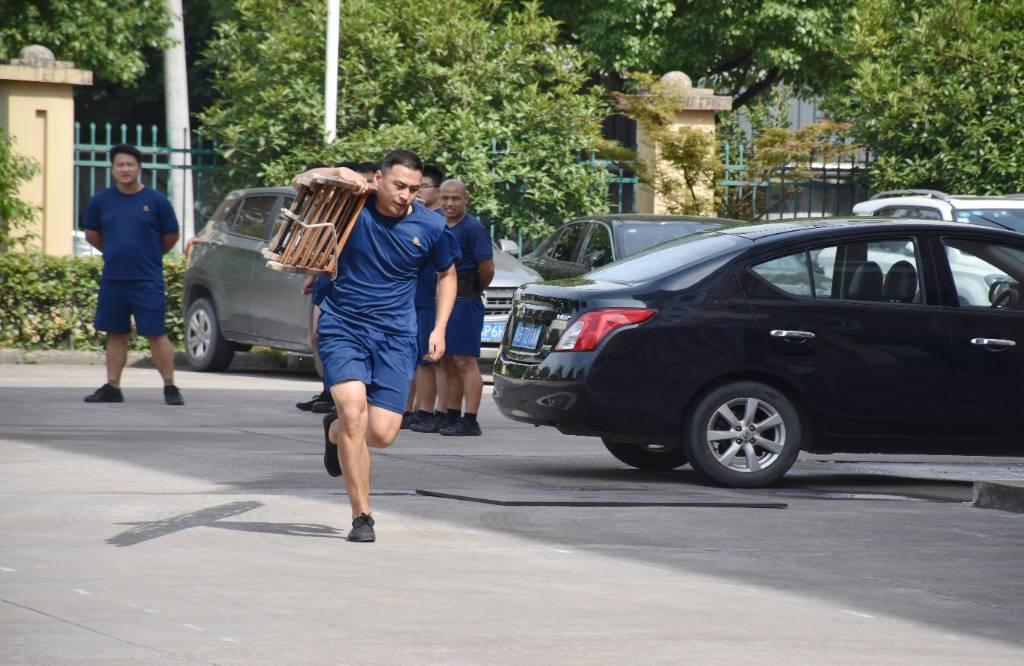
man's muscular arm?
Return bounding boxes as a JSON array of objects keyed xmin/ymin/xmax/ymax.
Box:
[
  {"xmin": 85, "ymin": 230, "xmax": 102, "ymax": 251},
  {"xmin": 426, "ymin": 264, "xmax": 457, "ymax": 362},
  {"xmin": 291, "ymin": 167, "xmax": 375, "ymax": 194}
]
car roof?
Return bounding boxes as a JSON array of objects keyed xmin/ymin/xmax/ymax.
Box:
[
  {"xmin": 716, "ymin": 217, "xmax": 1023, "ymax": 242},
  {"xmin": 574, "ymin": 214, "xmax": 742, "ymax": 225},
  {"xmin": 228, "ymin": 186, "xmax": 297, "ymax": 198}
]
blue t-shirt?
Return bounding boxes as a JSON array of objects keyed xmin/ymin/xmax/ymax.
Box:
[
  {"xmin": 448, "ymin": 213, "xmax": 493, "ymax": 272},
  {"xmin": 414, "ymin": 208, "xmax": 459, "ymax": 308},
  {"xmin": 83, "ymin": 187, "xmax": 179, "ymax": 282},
  {"xmin": 320, "ymin": 197, "xmax": 458, "ymax": 335}
]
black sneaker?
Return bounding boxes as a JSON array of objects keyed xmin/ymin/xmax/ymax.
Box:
[
  {"xmin": 84, "ymin": 383, "xmax": 123, "ymax": 403},
  {"xmin": 400, "ymin": 412, "xmax": 414, "ymax": 430},
  {"xmin": 409, "ymin": 412, "xmax": 442, "ymax": 433},
  {"xmin": 439, "ymin": 417, "xmax": 482, "ymax": 437},
  {"xmin": 163, "ymin": 384, "xmax": 185, "ymax": 406},
  {"xmin": 322, "ymin": 413, "xmax": 342, "ymax": 477},
  {"xmin": 311, "ymin": 397, "xmax": 336, "ymax": 414},
  {"xmin": 347, "ymin": 513, "xmax": 375, "ymax": 542},
  {"xmin": 297, "ymin": 390, "xmax": 329, "ymax": 411}
]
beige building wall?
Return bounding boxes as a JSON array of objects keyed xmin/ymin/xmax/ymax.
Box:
[
  {"xmin": 0, "ymin": 48, "xmax": 92, "ymax": 255},
  {"xmin": 634, "ymin": 72, "xmax": 731, "ymax": 215}
]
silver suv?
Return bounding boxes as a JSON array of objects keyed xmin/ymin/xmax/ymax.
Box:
[
  {"xmin": 852, "ymin": 189, "xmax": 1024, "ymax": 233},
  {"xmin": 182, "ymin": 187, "xmax": 541, "ymax": 371}
]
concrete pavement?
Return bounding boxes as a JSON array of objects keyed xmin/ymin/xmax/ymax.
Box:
[{"xmin": 1, "ymin": 365, "xmax": 1023, "ymax": 664}]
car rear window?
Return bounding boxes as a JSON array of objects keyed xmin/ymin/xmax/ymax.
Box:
[
  {"xmin": 587, "ymin": 233, "xmax": 747, "ymax": 284},
  {"xmin": 618, "ymin": 221, "xmax": 721, "ymax": 257}
]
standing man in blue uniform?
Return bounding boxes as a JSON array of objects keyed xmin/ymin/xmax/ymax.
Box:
[
  {"xmin": 302, "ymin": 150, "xmax": 458, "ymax": 542},
  {"xmin": 82, "ymin": 144, "xmax": 184, "ymax": 406},
  {"xmin": 438, "ymin": 179, "xmax": 494, "ymax": 436}
]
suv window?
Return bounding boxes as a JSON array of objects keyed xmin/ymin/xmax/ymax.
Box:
[
  {"xmin": 953, "ymin": 209, "xmax": 1024, "ymax": 234},
  {"xmin": 752, "ymin": 238, "xmax": 921, "ymax": 303},
  {"xmin": 942, "ymin": 238, "xmax": 1024, "ymax": 309},
  {"xmin": 878, "ymin": 206, "xmax": 942, "ymax": 220},
  {"xmin": 548, "ymin": 223, "xmax": 588, "ymax": 262},
  {"xmin": 231, "ymin": 196, "xmax": 277, "ymax": 239},
  {"xmin": 578, "ymin": 223, "xmax": 613, "ymax": 268}
]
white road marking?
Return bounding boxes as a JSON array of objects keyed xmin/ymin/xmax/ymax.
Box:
[
  {"xmin": 220, "ymin": 637, "xmax": 239, "ymax": 643},
  {"xmin": 183, "ymin": 624, "xmax": 205, "ymax": 631},
  {"xmin": 127, "ymin": 603, "xmax": 159, "ymax": 613},
  {"xmin": 71, "ymin": 588, "xmax": 91, "ymax": 596},
  {"xmin": 553, "ymin": 549, "xmax": 573, "ymax": 554},
  {"xmin": 840, "ymin": 610, "xmax": 873, "ymax": 619},
  {"xmin": 0, "ymin": 567, "xmax": 16, "ymax": 572},
  {"xmin": 724, "ymin": 584, "xmax": 758, "ymax": 593}
]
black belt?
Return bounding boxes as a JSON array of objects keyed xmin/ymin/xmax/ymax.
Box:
[{"xmin": 456, "ymin": 269, "xmax": 482, "ymax": 300}]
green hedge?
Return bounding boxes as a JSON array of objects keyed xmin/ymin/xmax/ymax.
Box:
[{"xmin": 0, "ymin": 252, "xmax": 185, "ymax": 351}]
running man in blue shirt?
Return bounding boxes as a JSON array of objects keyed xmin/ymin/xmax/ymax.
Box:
[
  {"xmin": 299, "ymin": 150, "xmax": 458, "ymax": 542},
  {"xmin": 438, "ymin": 179, "xmax": 494, "ymax": 436},
  {"xmin": 81, "ymin": 144, "xmax": 184, "ymax": 406}
]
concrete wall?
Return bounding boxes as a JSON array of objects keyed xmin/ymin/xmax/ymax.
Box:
[{"xmin": 0, "ymin": 58, "xmax": 91, "ymax": 255}]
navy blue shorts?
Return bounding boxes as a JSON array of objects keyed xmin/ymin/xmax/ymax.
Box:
[
  {"xmin": 317, "ymin": 316, "xmax": 417, "ymax": 414},
  {"xmin": 415, "ymin": 305, "xmax": 436, "ymax": 367},
  {"xmin": 94, "ymin": 279, "xmax": 167, "ymax": 336},
  {"xmin": 445, "ymin": 298, "xmax": 485, "ymax": 357}
]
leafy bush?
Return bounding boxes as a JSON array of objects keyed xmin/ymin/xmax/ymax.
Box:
[
  {"xmin": 0, "ymin": 252, "xmax": 185, "ymax": 351},
  {"xmin": 0, "ymin": 129, "xmax": 41, "ymax": 250}
]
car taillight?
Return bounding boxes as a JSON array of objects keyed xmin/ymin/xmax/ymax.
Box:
[{"xmin": 554, "ymin": 308, "xmax": 656, "ymax": 352}]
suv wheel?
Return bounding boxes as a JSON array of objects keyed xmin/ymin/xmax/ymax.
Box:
[
  {"xmin": 185, "ymin": 297, "xmax": 234, "ymax": 372},
  {"xmin": 684, "ymin": 381, "xmax": 801, "ymax": 487},
  {"xmin": 601, "ymin": 438, "xmax": 687, "ymax": 471}
]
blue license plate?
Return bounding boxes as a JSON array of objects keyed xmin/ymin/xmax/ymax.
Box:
[
  {"xmin": 480, "ymin": 321, "xmax": 506, "ymax": 343},
  {"xmin": 510, "ymin": 322, "xmax": 543, "ymax": 350}
]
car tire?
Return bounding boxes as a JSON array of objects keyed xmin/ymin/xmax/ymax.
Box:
[
  {"xmin": 683, "ymin": 381, "xmax": 801, "ymax": 488},
  {"xmin": 601, "ymin": 438, "xmax": 687, "ymax": 471},
  {"xmin": 184, "ymin": 297, "xmax": 234, "ymax": 372}
]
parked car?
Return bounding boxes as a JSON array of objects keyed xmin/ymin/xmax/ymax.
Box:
[
  {"xmin": 853, "ymin": 189, "xmax": 1024, "ymax": 233},
  {"xmin": 519, "ymin": 214, "xmax": 739, "ymax": 280},
  {"xmin": 182, "ymin": 187, "xmax": 539, "ymax": 371},
  {"xmin": 492, "ymin": 219, "xmax": 1024, "ymax": 488}
]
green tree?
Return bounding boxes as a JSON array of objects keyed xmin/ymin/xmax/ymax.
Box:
[
  {"xmin": 0, "ymin": 1, "xmax": 171, "ymax": 85},
  {"xmin": 199, "ymin": 0, "xmax": 609, "ymax": 238},
  {"xmin": 530, "ymin": 0, "xmax": 852, "ymax": 109},
  {"xmin": 0, "ymin": 130, "xmax": 40, "ymax": 251},
  {"xmin": 823, "ymin": 0, "xmax": 1024, "ymax": 193}
]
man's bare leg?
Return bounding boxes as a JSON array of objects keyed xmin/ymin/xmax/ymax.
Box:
[
  {"xmin": 146, "ymin": 334, "xmax": 176, "ymax": 383},
  {"xmin": 329, "ymin": 382, "xmax": 402, "ymax": 518},
  {"xmin": 453, "ymin": 355, "xmax": 483, "ymax": 414},
  {"xmin": 414, "ymin": 365, "xmax": 437, "ymax": 412},
  {"xmin": 433, "ymin": 363, "xmax": 449, "ymax": 413},
  {"xmin": 442, "ymin": 355, "xmax": 464, "ymax": 416},
  {"xmin": 105, "ymin": 333, "xmax": 130, "ymax": 385}
]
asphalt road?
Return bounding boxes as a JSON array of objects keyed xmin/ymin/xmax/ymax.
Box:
[{"xmin": 1, "ymin": 364, "xmax": 1023, "ymax": 665}]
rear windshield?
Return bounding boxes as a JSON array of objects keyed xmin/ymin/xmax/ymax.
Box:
[
  {"xmin": 618, "ymin": 221, "xmax": 722, "ymax": 257},
  {"xmin": 587, "ymin": 233, "xmax": 748, "ymax": 284}
]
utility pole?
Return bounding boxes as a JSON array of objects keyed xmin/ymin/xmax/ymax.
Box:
[
  {"xmin": 325, "ymin": 0, "xmax": 339, "ymax": 144},
  {"xmin": 163, "ymin": 0, "xmax": 194, "ymax": 245}
]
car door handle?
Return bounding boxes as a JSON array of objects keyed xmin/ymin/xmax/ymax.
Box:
[
  {"xmin": 770, "ymin": 329, "xmax": 816, "ymax": 340},
  {"xmin": 970, "ymin": 337, "xmax": 1016, "ymax": 349}
]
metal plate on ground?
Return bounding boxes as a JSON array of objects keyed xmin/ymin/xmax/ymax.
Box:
[{"xmin": 416, "ymin": 489, "xmax": 786, "ymax": 509}]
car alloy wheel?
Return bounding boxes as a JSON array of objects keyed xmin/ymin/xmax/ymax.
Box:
[
  {"xmin": 684, "ymin": 381, "xmax": 802, "ymax": 487},
  {"xmin": 184, "ymin": 297, "xmax": 234, "ymax": 372},
  {"xmin": 187, "ymin": 307, "xmax": 212, "ymax": 360},
  {"xmin": 704, "ymin": 397, "xmax": 785, "ymax": 473}
]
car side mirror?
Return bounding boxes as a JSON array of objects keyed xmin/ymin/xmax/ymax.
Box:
[
  {"xmin": 499, "ymin": 238, "xmax": 520, "ymax": 256},
  {"xmin": 989, "ymin": 279, "xmax": 1021, "ymax": 308}
]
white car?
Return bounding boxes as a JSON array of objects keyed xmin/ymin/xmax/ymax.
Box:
[
  {"xmin": 852, "ymin": 189, "xmax": 1024, "ymax": 233},
  {"xmin": 853, "ymin": 190, "xmax": 1023, "ymax": 305}
]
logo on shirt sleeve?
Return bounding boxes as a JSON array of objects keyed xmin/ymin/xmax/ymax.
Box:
[
  {"xmin": 412, "ymin": 236, "xmax": 421, "ymax": 247},
  {"xmin": 143, "ymin": 204, "xmax": 151, "ymax": 212}
]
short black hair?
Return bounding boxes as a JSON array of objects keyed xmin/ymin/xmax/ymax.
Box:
[
  {"xmin": 355, "ymin": 161, "xmax": 379, "ymax": 175},
  {"xmin": 110, "ymin": 144, "xmax": 143, "ymax": 165},
  {"xmin": 380, "ymin": 149, "xmax": 422, "ymax": 174},
  {"xmin": 422, "ymin": 164, "xmax": 444, "ymax": 186}
]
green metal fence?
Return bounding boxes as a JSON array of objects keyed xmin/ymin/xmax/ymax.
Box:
[
  {"xmin": 720, "ymin": 142, "xmax": 871, "ymax": 220},
  {"xmin": 73, "ymin": 123, "xmax": 220, "ymax": 252}
]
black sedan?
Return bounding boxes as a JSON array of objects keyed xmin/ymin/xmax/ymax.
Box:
[
  {"xmin": 493, "ymin": 219, "xmax": 1024, "ymax": 487},
  {"xmin": 519, "ymin": 214, "xmax": 737, "ymax": 280}
]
